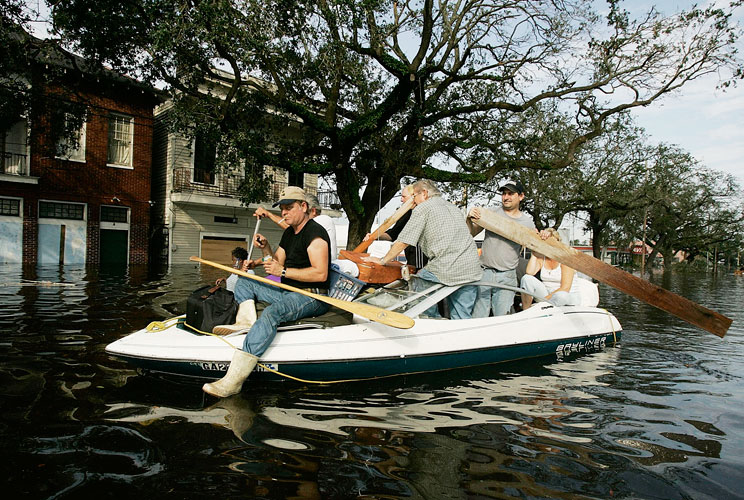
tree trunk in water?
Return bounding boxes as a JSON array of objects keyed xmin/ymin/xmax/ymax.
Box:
[
  {"xmin": 661, "ymin": 247, "xmax": 675, "ymax": 271},
  {"xmin": 588, "ymin": 212, "xmax": 606, "ymax": 260}
]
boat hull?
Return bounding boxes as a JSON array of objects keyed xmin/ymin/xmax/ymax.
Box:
[{"xmin": 106, "ymin": 303, "xmax": 622, "ymax": 382}]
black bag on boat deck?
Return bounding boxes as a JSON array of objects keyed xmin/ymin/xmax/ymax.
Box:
[{"xmin": 185, "ymin": 285, "xmax": 238, "ymax": 333}]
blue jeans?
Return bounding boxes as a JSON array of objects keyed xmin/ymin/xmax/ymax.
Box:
[
  {"xmin": 233, "ymin": 276, "xmax": 329, "ymax": 356},
  {"xmin": 411, "ymin": 269, "xmax": 478, "ymax": 319},
  {"xmin": 472, "ymin": 268, "xmax": 517, "ymax": 318}
]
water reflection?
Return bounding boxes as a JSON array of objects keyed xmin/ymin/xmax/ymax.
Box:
[
  {"xmin": 101, "ymin": 352, "xmax": 641, "ymax": 498},
  {"xmin": 1, "ymin": 265, "xmax": 743, "ymax": 499}
]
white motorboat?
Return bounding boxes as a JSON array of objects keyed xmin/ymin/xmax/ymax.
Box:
[{"xmin": 105, "ymin": 279, "xmax": 622, "ymax": 382}]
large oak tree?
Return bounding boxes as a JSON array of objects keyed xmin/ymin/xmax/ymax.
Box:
[{"xmin": 46, "ymin": 0, "xmax": 743, "ymax": 245}]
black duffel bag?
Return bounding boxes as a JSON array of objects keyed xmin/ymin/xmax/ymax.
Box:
[{"xmin": 185, "ymin": 285, "xmax": 238, "ymax": 334}]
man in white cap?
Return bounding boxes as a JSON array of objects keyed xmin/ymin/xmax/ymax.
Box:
[
  {"xmin": 466, "ymin": 179, "xmax": 536, "ymax": 317},
  {"xmin": 203, "ymin": 186, "xmax": 331, "ymax": 398}
]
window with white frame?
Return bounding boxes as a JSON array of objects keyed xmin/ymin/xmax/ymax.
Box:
[
  {"xmin": 56, "ymin": 113, "xmax": 87, "ymax": 162},
  {"xmin": 107, "ymin": 114, "xmax": 133, "ymax": 167},
  {"xmin": 100, "ymin": 205, "xmax": 129, "ymax": 223},
  {"xmin": 39, "ymin": 200, "xmax": 85, "ymax": 220},
  {"xmin": 288, "ymin": 169, "xmax": 305, "ymax": 188}
]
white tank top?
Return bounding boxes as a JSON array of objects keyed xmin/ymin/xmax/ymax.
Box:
[{"xmin": 540, "ymin": 259, "xmax": 579, "ymax": 294}]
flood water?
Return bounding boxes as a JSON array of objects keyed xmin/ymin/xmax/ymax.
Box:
[{"xmin": 1, "ymin": 264, "xmax": 742, "ymax": 499}]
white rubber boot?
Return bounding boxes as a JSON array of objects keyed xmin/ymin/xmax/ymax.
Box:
[
  {"xmin": 212, "ymin": 300, "xmax": 257, "ymax": 335},
  {"xmin": 202, "ymin": 350, "xmax": 259, "ymax": 398}
]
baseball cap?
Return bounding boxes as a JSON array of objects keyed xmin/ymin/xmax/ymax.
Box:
[
  {"xmin": 498, "ymin": 179, "xmax": 525, "ymax": 194},
  {"xmin": 272, "ymin": 186, "xmax": 307, "ymax": 207}
]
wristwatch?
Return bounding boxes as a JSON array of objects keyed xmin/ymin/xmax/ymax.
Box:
[{"xmin": 281, "ymin": 267, "xmax": 286, "ymax": 278}]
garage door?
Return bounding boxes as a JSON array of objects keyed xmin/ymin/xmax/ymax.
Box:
[{"xmin": 201, "ymin": 236, "xmax": 249, "ymax": 266}]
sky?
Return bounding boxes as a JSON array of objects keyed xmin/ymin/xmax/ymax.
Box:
[
  {"xmin": 620, "ymin": 1, "xmax": 744, "ymax": 185},
  {"xmin": 630, "ymin": 76, "xmax": 744, "ymax": 182}
]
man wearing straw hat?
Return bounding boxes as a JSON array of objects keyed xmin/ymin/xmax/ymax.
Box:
[{"xmin": 203, "ymin": 186, "xmax": 331, "ymax": 398}]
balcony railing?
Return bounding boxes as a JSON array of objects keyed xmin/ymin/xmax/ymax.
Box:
[
  {"xmin": 172, "ymin": 167, "xmax": 341, "ymax": 210},
  {"xmin": 317, "ymin": 190, "xmax": 341, "ymax": 210},
  {"xmin": 2, "ymin": 152, "xmax": 29, "ymax": 176},
  {"xmin": 172, "ymin": 167, "xmax": 243, "ymax": 198}
]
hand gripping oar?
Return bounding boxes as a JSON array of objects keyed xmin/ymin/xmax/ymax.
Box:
[
  {"xmin": 190, "ymin": 256, "xmax": 415, "ymax": 329},
  {"xmin": 473, "ymin": 210, "xmax": 732, "ymax": 337}
]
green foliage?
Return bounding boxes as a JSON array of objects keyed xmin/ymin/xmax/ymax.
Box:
[{"xmin": 42, "ymin": 0, "xmax": 744, "ymax": 244}]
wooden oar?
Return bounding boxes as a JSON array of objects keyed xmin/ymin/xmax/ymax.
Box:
[
  {"xmin": 249, "ymin": 218, "xmax": 261, "ymax": 261},
  {"xmin": 473, "ymin": 210, "xmax": 732, "ymax": 338},
  {"xmin": 190, "ymin": 256, "xmax": 415, "ymax": 329},
  {"xmin": 353, "ymin": 198, "xmax": 414, "ymax": 253}
]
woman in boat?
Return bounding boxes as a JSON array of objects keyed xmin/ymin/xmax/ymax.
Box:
[{"xmin": 520, "ymin": 228, "xmax": 585, "ymax": 309}]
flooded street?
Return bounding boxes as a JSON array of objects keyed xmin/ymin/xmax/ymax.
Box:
[{"xmin": 1, "ymin": 264, "xmax": 743, "ymax": 499}]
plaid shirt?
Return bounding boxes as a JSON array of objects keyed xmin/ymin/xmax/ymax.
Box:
[{"xmin": 397, "ymin": 196, "xmax": 482, "ymax": 286}]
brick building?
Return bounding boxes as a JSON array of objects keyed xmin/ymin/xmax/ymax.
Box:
[{"xmin": 0, "ymin": 39, "xmax": 161, "ymax": 266}]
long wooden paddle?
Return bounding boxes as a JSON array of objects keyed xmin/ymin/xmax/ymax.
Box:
[
  {"xmin": 473, "ymin": 210, "xmax": 732, "ymax": 338},
  {"xmin": 248, "ymin": 217, "xmax": 261, "ymax": 261},
  {"xmin": 352, "ymin": 198, "xmax": 415, "ymax": 253},
  {"xmin": 190, "ymin": 256, "xmax": 415, "ymax": 329}
]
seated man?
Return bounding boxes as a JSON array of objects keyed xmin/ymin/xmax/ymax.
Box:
[
  {"xmin": 254, "ymin": 193, "xmax": 338, "ymax": 258},
  {"xmin": 203, "ymin": 186, "xmax": 331, "ymax": 398}
]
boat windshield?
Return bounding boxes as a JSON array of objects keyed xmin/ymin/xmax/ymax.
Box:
[
  {"xmin": 353, "ymin": 279, "xmax": 546, "ymax": 319},
  {"xmin": 354, "ymin": 280, "xmax": 450, "ymax": 317}
]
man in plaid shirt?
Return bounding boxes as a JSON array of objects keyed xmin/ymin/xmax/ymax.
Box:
[{"xmin": 364, "ymin": 179, "xmax": 482, "ymax": 319}]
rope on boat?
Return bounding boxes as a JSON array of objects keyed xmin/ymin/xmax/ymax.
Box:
[
  {"xmin": 252, "ymin": 362, "xmax": 366, "ymax": 384},
  {"xmin": 144, "ymin": 316, "xmax": 357, "ymax": 383},
  {"xmin": 604, "ymin": 309, "xmax": 617, "ymax": 344},
  {"xmin": 145, "ymin": 316, "xmax": 182, "ymax": 332}
]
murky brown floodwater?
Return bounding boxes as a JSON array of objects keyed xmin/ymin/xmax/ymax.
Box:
[{"xmin": 1, "ymin": 264, "xmax": 742, "ymax": 499}]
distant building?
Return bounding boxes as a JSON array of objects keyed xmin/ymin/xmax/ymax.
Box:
[
  {"xmin": 1, "ymin": 37, "xmax": 162, "ymax": 265},
  {"xmin": 150, "ymin": 73, "xmax": 341, "ymax": 267}
]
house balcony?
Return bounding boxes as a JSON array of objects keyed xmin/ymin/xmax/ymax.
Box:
[
  {"xmin": 171, "ymin": 167, "xmax": 341, "ymax": 213},
  {"xmin": 1, "ymin": 152, "xmax": 38, "ymax": 184}
]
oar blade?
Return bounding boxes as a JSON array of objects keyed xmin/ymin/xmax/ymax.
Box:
[{"xmin": 474, "ymin": 211, "xmax": 731, "ymax": 338}]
